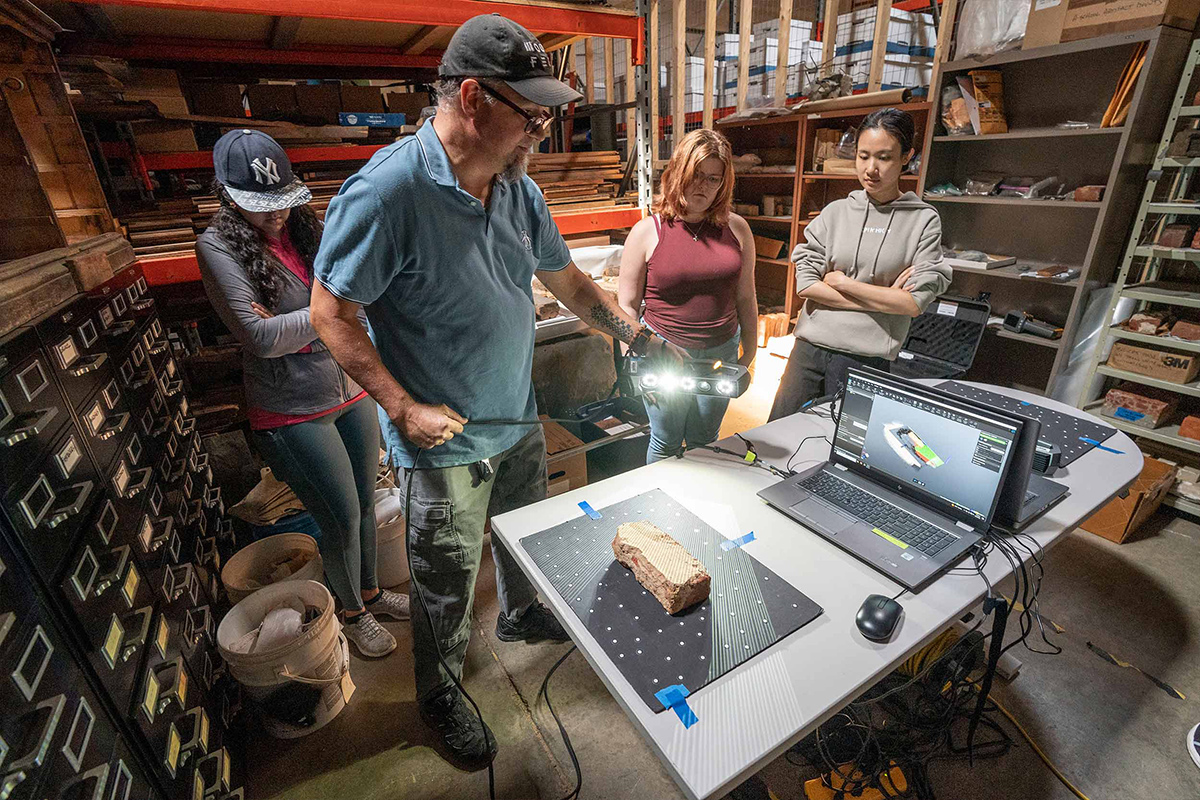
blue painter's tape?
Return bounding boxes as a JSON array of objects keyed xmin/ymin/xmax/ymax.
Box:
[
  {"xmin": 1114, "ymin": 407, "xmax": 1145, "ymax": 421},
  {"xmin": 578, "ymin": 501, "xmax": 602, "ymax": 520},
  {"xmin": 655, "ymin": 684, "xmax": 698, "ymax": 729},
  {"xmin": 1080, "ymin": 436, "xmax": 1124, "ymax": 454},
  {"xmin": 720, "ymin": 531, "xmax": 756, "ymax": 551}
]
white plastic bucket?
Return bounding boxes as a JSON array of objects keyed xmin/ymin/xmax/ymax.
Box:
[
  {"xmin": 374, "ymin": 488, "xmax": 409, "ymax": 588},
  {"xmin": 216, "ymin": 580, "xmax": 352, "ymax": 737},
  {"xmin": 221, "ymin": 532, "xmax": 323, "ymax": 604}
]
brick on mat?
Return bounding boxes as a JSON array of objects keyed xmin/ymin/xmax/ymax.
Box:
[
  {"xmin": 1179, "ymin": 415, "xmax": 1200, "ymax": 441},
  {"xmin": 612, "ymin": 521, "xmax": 710, "ymax": 614}
]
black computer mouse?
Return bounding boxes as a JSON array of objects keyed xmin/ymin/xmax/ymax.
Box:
[{"xmin": 856, "ymin": 594, "xmax": 903, "ymax": 642}]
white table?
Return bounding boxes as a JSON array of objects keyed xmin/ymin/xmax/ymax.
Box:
[{"xmin": 491, "ymin": 385, "xmax": 1142, "ymax": 800}]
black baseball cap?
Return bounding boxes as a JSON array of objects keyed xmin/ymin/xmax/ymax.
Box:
[
  {"xmin": 213, "ymin": 129, "xmax": 312, "ymax": 213},
  {"xmin": 439, "ymin": 14, "xmax": 583, "ymax": 108}
]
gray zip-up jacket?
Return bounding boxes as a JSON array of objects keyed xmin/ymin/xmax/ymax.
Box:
[
  {"xmin": 196, "ymin": 228, "xmax": 364, "ymax": 416},
  {"xmin": 792, "ymin": 190, "xmax": 952, "ymax": 359}
]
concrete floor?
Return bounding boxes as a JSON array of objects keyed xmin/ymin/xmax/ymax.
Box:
[{"xmin": 245, "ymin": 344, "xmax": 1200, "ymax": 800}]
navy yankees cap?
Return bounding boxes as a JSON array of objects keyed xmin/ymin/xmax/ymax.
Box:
[
  {"xmin": 213, "ymin": 129, "xmax": 312, "ymax": 213},
  {"xmin": 439, "ymin": 14, "xmax": 583, "ymax": 108}
]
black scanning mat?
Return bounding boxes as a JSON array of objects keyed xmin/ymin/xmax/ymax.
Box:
[
  {"xmin": 520, "ymin": 489, "xmax": 823, "ymax": 713},
  {"xmin": 936, "ymin": 381, "xmax": 1116, "ymax": 467}
]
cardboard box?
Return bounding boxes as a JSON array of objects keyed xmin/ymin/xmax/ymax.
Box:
[
  {"xmin": 754, "ymin": 234, "xmax": 787, "ymax": 259},
  {"xmin": 295, "ymin": 84, "xmax": 342, "ymax": 125},
  {"xmin": 1023, "ymin": 0, "xmax": 1070, "ymax": 50},
  {"xmin": 1107, "ymin": 342, "xmax": 1200, "ymax": 384},
  {"xmin": 968, "ymin": 70, "xmax": 1007, "ymax": 135},
  {"xmin": 188, "ymin": 83, "xmax": 244, "ymax": 118},
  {"xmin": 543, "ymin": 417, "xmax": 587, "ymax": 497},
  {"xmin": 385, "ymin": 90, "xmax": 432, "ymax": 119},
  {"xmin": 247, "ymin": 84, "xmax": 299, "ymax": 119},
  {"xmin": 340, "ymin": 85, "xmax": 386, "ymax": 114},
  {"xmin": 1079, "ymin": 456, "xmax": 1176, "ymax": 542},
  {"xmin": 1061, "ymin": 0, "xmax": 1200, "ymax": 42}
]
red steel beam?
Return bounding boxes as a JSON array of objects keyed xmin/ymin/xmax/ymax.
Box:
[
  {"xmin": 140, "ymin": 254, "xmax": 202, "ymax": 285},
  {"xmin": 66, "ymin": 0, "xmax": 640, "ymax": 39},
  {"xmin": 61, "ymin": 36, "xmax": 442, "ymax": 69},
  {"xmin": 139, "ymin": 144, "xmax": 390, "ymax": 171}
]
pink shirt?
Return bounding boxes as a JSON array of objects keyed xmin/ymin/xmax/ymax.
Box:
[{"xmin": 248, "ymin": 231, "xmax": 369, "ymax": 430}]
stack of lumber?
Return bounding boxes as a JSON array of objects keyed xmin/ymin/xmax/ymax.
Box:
[{"xmin": 526, "ymin": 151, "xmax": 634, "ymax": 212}]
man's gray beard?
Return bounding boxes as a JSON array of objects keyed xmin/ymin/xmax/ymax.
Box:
[{"xmin": 500, "ymin": 151, "xmax": 530, "ymax": 183}]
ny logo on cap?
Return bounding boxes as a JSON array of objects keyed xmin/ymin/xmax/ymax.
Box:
[{"xmin": 251, "ymin": 157, "xmax": 281, "ymax": 186}]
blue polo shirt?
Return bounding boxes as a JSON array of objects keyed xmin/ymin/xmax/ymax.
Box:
[{"xmin": 314, "ymin": 121, "xmax": 571, "ymax": 468}]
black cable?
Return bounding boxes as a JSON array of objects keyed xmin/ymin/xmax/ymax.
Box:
[
  {"xmin": 538, "ymin": 646, "xmax": 583, "ymax": 800},
  {"xmin": 786, "ymin": 434, "xmax": 831, "ymax": 475}
]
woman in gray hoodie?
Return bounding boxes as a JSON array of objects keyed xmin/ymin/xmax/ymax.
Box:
[{"xmin": 769, "ymin": 108, "xmax": 952, "ymax": 420}]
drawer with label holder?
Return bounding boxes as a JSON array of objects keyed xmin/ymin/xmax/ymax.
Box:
[
  {"xmin": 76, "ymin": 381, "xmax": 135, "ymax": 475},
  {"xmin": 3, "ymin": 427, "xmax": 101, "ymax": 581},
  {"xmin": 0, "ymin": 330, "xmax": 74, "ymax": 491},
  {"xmin": 34, "ymin": 296, "xmax": 117, "ymax": 414}
]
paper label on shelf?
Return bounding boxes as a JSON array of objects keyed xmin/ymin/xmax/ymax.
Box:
[
  {"xmin": 192, "ymin": 774, "xmax": 204, "ymax": 800},
  {"xmin": 55, "ymin": 337, "xmax": 80, "ymax": 369},
  {"xmin": 936, "ymin": 301, "xmax": 959, "ymax": 317},
  {"xmin": 1035, "ymin": 0, "xmax": 1062, "ymax": 9},
  {"xmin": 57, "ymin": 437, "xmax": 82, "ymax": 478},
  {"xmin": 103, "ymin": 616, "xmax": 123, "ymax": 668},
  {"xmin": 177, "ymin": 666, "xmax": 188, "ymax": 707},
  {"xmin": 85, "ymin": 402, "xmax": 105, "ymax": 435},
  {"xmin": 114, "ymin": 461, "xmax": 131, "ymax": 496},
  {"xmin": 199, "ymin": 709, "xmax": 210, "ymax": 751}
]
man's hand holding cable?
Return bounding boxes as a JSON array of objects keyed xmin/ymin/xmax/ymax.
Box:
[
  {"xmin": 646, "ymin": 333, "xmax": 688, "ymax": 366},
  {"xmin": 394, "ymin": 399, "xmax": 467, "ymax": 449}
]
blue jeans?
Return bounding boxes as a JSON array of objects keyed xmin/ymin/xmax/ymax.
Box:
[
  {"xmin": 252, "ymin": 397, "xmax": 380, "ymax": 613},
  {"xmin": 642, "ymin": 328, "xmax": 742, "ymax": 463}
]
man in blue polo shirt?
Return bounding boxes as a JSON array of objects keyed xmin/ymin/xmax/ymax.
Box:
[{"xmin": 312, "ymin": 14, "xmax": 682, "ymax": 771}]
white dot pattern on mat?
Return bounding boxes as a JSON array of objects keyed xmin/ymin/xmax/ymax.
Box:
[{"xmin": 520, "ymin": 488, "xmax": 823, "ymax": 713}]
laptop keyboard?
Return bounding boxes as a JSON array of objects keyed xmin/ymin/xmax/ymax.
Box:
[{"xmin": 800, "ymin": 471, "xmax": 960, "ymax": 557}]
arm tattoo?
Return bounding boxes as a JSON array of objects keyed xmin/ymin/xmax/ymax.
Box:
[{"xmin": 586, "ymin": 302, "xmax": 636, "ymax": 343}]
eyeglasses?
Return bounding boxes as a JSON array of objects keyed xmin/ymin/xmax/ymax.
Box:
[
  {"xmin": 691, "ymin": 174, "xmax": 724, "ymax": 188},
  {"xmin": 478, "ymin": 83, "xmax": 554, "ymax": 135}
]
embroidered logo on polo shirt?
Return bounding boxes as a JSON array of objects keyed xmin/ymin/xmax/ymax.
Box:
[{"xmin": 521, "ymin": 230, "xmax": 533, "ymax": 251}]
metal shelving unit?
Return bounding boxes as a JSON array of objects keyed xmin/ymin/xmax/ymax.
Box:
[{"xmin": 1076, "ymin": 39, "xmax": 1200, "ymax": 460}]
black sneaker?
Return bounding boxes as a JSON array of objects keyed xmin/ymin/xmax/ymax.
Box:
[
  {"xmin": 419, "ymin": 689, "xmax": 498, "ymax": 772},
  {"xmin": 494, "ymin": 602, "xmax": 571, "ymax": 643}
]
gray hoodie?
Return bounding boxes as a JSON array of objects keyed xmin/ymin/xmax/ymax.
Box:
[{"xmin": 792, "ymin": 189, "xmax": 951, "ymax": 359}]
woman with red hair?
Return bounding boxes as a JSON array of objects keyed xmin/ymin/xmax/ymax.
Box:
[{"xmin": 619, "ymin": 129, "xmax": 758, "ymax": 463}]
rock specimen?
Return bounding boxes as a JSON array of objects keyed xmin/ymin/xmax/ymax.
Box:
[{"xmin": 612, "ymin": 521, "xmax": 710, "ymax": 614}]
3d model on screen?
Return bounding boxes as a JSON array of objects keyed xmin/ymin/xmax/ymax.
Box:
[{"xmin": 883, "ymin": 422, "xmax": 945, "ymax": 469}]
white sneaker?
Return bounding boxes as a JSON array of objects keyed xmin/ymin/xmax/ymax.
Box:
[
  {"xmin": 343, "ymin": 611, "xmax": 396, "ymax": 657},
  {"xmin": 366, "ymin": 588, "xmax": 411, "ymax": 621}
]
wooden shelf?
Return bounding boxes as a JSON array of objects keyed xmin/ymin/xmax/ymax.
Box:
[
  {"xmin": 991, "ymin": 327, "xmax": 1062, "ymax": 349},
  {"xmin": 756, "ymin": 256, "xmax": 790, "ymax": 267},
  {"xmin": 948, "ymin": 260, "xmax": 1082, "ymax": 287},
  {"xmin": 735, "ymin": 171, "xmax": 797, "ymax": 178},
  {"xmin": 801, "ymin": 173, "xmax": 919, "ymax": 181},
  {"xmin": 716, "ymin": 113, "xmax": 804, "ymax": 130},
  {"xmin": 924, "ymin": 195, "xmax": 1102, "ymax": 208},
  {"xmin": 743, "ymin": 215, "xmax": 793, "ymax": 224},
  {"xmin": 933, "ymin": 127, "xmax": 1123, "ymax": 142},
  {"xmin": 1107, "ymin": 325, "xmax": 1200, "ymax": 354},
  {"xmin": 1095, "ymin": 365, "xmax": 1200, "ymax": 397},
  {"xmin": 942, "ymin": 28, "xmax": 1157, "ymax": 72}
]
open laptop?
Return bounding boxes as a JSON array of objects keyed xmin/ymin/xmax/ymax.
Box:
[
  {"xmin": 759, "ymin": 368, "xmax": 1025, "ymax": 590},
  {"xmin": 857, "ymin": 367, "xmax": 1069, "ymax": 530}
]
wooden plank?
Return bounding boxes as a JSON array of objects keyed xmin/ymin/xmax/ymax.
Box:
[
  {"xmin": 582, "ymin": 39, "xmax": 594, "ymax": 104},
  {"xmin": 650, "ymin": 0, "xmax": 661, "ymax": 158},
  {"xmin": 703, "ymin": 0, "xmax": 717, "ymax": 128},
  {"xmin": 821, "ymin": 0, "xmax": 839, "ymax": 78},
  {"xmin": 867, "ymin": 0, "xmax": 893, "ymax": 92},
  {"xmin": 775, "ymin": 0, "xmax": 794, "ymax": 104},
  {"xmin": 917, "ymin": 0, "xmax": 958, "ymax": 196},
  {"xmin": 605, "ymin": 37, "xmax": 615, "ymax": 105},
  {"xmin": 400, "ymin": 25, "xmax": 442, "ymax": 55},
  {"xmin": 737, "ymin": 0, "xmax": 751, "ymax": 111},
  {"xmin": 674, "ymin": 0, "xmax": 687, "ymax": 145},
  {"xmin": 624, "ymin": 38, "xmax": 636, "ymax": 147}
]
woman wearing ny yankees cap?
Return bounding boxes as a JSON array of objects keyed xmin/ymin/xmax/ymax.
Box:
[{"xmin": 197, "ymin": 129, "xmax": 409, "ymax": 659}]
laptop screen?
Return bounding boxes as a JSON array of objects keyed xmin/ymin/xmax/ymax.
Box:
[{"xmin": 832, "ymin": 371, "xmax": 1020, "ymax": 525}]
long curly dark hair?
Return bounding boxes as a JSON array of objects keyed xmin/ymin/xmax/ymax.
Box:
[{"xmin": 210, "ymin": 181, "xmax": 322, "ymax": 310}]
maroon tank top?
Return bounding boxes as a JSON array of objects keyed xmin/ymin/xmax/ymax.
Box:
[{"xmin": 642, "ymin": 215, "xmax": 744, "ymax": 349}]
